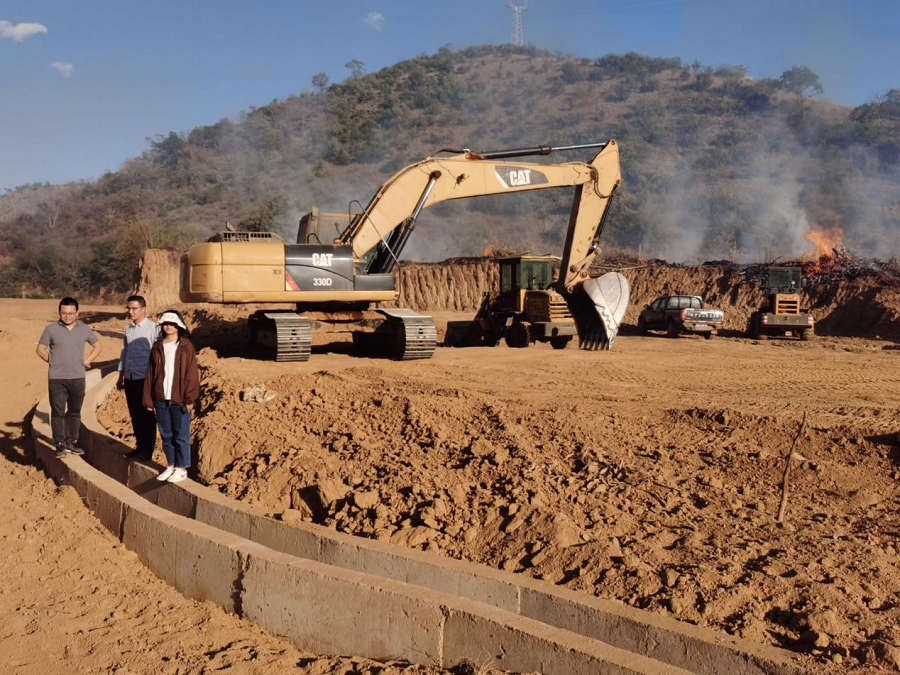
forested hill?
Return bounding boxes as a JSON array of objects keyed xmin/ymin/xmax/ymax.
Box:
[{"xmin": 1, "ymin": 44, "xmax": 899, "ymax": 298}]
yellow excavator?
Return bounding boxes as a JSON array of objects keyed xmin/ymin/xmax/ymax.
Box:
[{"xmin": 179, "ymin": 141, "xmax": 629, "ymax": 361}]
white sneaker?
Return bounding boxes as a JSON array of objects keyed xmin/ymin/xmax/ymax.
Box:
[
  {"xmin": 156, "ymin": 466, "xmax": 176, "ymax": 481},
  {"xmin": 168, "ymin": 467, "xmax": 188, "ymax": 483}
]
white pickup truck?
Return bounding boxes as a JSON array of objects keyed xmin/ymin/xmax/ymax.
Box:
[{"xmin": 637, "ymin": 295, "xmax": 725, "ymax": 339}]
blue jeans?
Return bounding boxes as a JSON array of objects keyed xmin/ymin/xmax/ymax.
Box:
[{"xmin": 154, "ymin": 401, "xmax": 191, "ymax": 469}]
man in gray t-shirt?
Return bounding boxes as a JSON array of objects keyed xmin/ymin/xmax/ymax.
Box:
[{"xmin": 36, "ymin": 297, "xmax": 102, "ymax": 457}]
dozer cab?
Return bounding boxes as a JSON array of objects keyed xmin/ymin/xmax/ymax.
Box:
[
  {"xmin": 446, "ymin": 255, "xmax": 578, "ymax": 349},
  {"xmin": 749, "ymin": 266, "xmax": 814, "ymax": 340}
]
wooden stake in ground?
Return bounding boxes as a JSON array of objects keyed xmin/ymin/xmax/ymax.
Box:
[{"xmin": 776, "ymin": 411, "xmax": 808, "ymax": 524}]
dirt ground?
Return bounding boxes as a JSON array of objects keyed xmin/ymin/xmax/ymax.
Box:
[
  {"xmin": 7, "ymin": 260, "xmax": 900, "ymax": 674},
  {"xmin": 0, "ymin": 299, "xmax": 480, "ymax": 674},
  {"xmin": 94, "ymin": 308, "xmax": 900, "ymax": 674}
]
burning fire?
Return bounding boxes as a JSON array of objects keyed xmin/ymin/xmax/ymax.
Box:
[
  {"xmin": 803, "ymin": 226, "xmax": 843, "ymax": 259},
  {"xmin": 802, "ymin": 226, "xmax": 844, "ymax": 277}
]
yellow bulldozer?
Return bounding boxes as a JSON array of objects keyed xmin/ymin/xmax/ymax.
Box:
[{"xmin": 179, "ymin": 141, "xmax": 629, "ymax": 360}]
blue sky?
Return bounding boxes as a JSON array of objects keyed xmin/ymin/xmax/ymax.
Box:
[{"xmin": 1, "ymin": 0, "xmax": 897, "ymax": 192}]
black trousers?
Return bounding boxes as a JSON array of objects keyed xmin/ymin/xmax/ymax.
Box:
[
  {"xmin": 48, "ymin": 378, "xmax": 86, "ymax": 446},
  {"xmin": 124, "ymin": 378, "xmax": 157, "ymax": 456}
]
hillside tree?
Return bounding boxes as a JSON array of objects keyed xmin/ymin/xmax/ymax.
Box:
[
  {"xmin": 312, "ymin": 72, "xmax": 329, "ymax": 91},
  {"xmin": 345, "ymin": 59, "xmax": 364, "ymax": 78},
  {"xmin": 780, "ymin": 65, "xmax": 823, "ymax": 121},
  {"xmin": 780, "ymin": 65, "xmax": 823, "ymax": 98}
]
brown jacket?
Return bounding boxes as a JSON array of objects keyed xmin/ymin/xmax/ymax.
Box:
[{"xmin": 142, "ymin": 338, "xmax": 200, "ymax": 408}]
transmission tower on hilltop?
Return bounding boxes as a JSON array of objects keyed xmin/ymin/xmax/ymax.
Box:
[{"xmin": 508, "ymin": 0, "xmax": 527, "ymax": 46}]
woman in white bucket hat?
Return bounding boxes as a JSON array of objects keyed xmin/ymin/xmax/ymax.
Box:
[{"xmin": 142, "ymin": 310, "xmax": 200, "ymax": 483}]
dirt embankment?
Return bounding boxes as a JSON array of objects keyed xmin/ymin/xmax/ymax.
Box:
[
  {"xmin": 401, "ymin": 259, "xmax": 900, "ymax": 340},
  {"xmin": 139, "ymin": 249, "xmax": 900, "ymax": 340},
  {"xmin": 134, "ymin": 248, "xmax": 182, "ymax": 309},
  {"xmin": 396, "ymin": 260, "xmax": 498, "ymax": 312},
  {"xmin": 619, "ymin": 265, "xmax": 900, "ymax": 339}
]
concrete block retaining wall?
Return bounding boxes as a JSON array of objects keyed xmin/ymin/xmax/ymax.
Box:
[{"xmin": 28, "ymin": 369, "xmax": 806, "ymax": 675}]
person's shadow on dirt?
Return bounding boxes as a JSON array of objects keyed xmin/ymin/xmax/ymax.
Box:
[{"xmin": 0, "ymin": 416, "xmax": 33, "ymax": 465}]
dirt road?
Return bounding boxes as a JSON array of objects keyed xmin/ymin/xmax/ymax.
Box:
[
  {"xmin": 97, "ymin": 311, "xmax": 900, "ymax": 673},
  {"xmin": 0, "ymin": 300, "xmax": 465, "ymax": 674}
]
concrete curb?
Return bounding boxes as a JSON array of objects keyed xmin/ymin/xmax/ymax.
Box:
[{"xmin": 31, "ymin": 368, "xmax": 805, "ymax": 674}]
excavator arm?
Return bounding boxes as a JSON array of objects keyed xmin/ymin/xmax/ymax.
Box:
[
  {"xmin": 338, "ymin": 142, "xmax": 620, "ymax": 275},
  {"xmin": 339, "ymin": 140, "xmax": 628, "ymax": 348}
]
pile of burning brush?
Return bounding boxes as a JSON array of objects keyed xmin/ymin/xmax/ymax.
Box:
[
  {"xmin": 589, "ymin": 225, "xmax": 900, "ymax": 284},
  {"xmin": 738, "ymin": 227, "xmax": 900, "ymax": 285},
  {"xmin": 740, "ymin": 247, "xmax": 900, "ymax": 285},
  {"xmin": 801, "ymin": 245, "xmax": 868, "ymax": 282}
]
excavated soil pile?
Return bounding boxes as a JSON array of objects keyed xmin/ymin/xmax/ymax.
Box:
[{"xmin": 99, "ymin": 331, "xmax": 900, "ymax": 673}]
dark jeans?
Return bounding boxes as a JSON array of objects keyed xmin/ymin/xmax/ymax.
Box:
[
  {"xmin": 48, "ymin": 378, "xmax": 86, "ymax": 447},
  {"xmin": 124, "ymin": 378, "xmax": 156, "ymax": 456},
  {"xmin": 154, "ymin": 401, "xmax": 191, "ymax": 469}
]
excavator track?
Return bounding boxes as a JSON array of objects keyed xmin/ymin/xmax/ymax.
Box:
[
  {"xmin": 248, "ymin": 311, "xmax": 312, "ymax": 362},
  {"xmin": 382, "ymin": 309, "xmax": 437, "ymax": 360},
  {"xmin": 353, "ymin": 309, "xmax": 436, "ymax": 360}
]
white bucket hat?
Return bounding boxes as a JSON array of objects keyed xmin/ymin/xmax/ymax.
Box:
[{"xmin": 158, "ymin": 311, "xmax": 187, "ymax": 330}]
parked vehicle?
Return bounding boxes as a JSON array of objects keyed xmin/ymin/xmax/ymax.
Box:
[
  {"xmin": 748, "ymin": 267, "xmax": 814, "ymax": 340},
  {"xmin": 447, "ymin": 255, "xmax": 581, "ymax": 351},
  {"xmin": 637, "ymin": 295, "xmax": 724, "ymax": 339}
]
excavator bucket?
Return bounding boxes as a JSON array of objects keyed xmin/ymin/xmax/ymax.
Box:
[{"xmin": 567, "ymin": 272, "xmax": 630, "ymax": 350}]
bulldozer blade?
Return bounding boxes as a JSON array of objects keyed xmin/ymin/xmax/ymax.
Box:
[{"xmin": 570, "ymin": 272, "xmax": 630, "ymax": 350}]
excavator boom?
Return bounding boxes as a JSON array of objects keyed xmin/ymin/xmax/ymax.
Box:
[{"xmin": 338, "ymin": 142, "xmax": 620, "ymax": 277}]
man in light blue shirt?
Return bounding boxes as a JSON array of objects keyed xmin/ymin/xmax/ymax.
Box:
[{"xmin": 117, "ymin": 295, "xmax": 160, "ymax": 459}]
